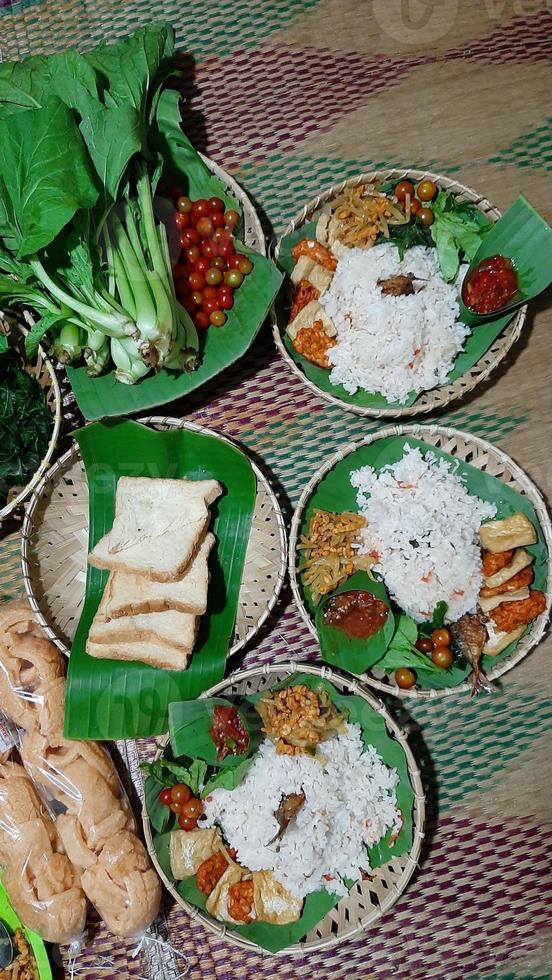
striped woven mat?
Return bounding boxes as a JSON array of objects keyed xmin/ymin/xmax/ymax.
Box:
[{"xmin": 1, "ymin": 1, "xmax": 551, "ymax": 978}]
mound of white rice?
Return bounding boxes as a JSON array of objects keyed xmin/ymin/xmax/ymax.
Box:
[
  {"xmin": 320, "ymin": 243, "xmax": 468, "ymax": 404},
  {"xmin": 201, "ymin": 725, "xmax": 401, "ymax": 899},
  {"xmin": 351, "ymin": 445, "xmax": 496, "ymax": 623}
]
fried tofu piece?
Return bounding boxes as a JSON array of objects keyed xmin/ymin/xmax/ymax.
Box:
[{"xmin": 479, "ymin": 513, "xmax": 537, "ymax": 554}]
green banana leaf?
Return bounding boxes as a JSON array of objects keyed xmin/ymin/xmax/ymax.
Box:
[
  {"xmin": 298, "ymin": 436, "xmax": 548, "ymax": 689},
  {"xmin": 64, "ymin": 419, "xmax": 256, "ymax": 739},
  {"xmin": 314, "ymin": 571, "xmax": 395, "ymax": 673},
  {"xmin": 459, "ymin": 195, "xmax": 552, "ymax": 326},
  {"xmin": 276, "ymin": 218, "xmax": 520, "ymax": 411},
  {"xmin": 169, "ymin": 697, "xmax": 262, "ymax": 767},
  {"xmin": 148, "ymin": 672, "xmax": 414, "ymax": 953}
]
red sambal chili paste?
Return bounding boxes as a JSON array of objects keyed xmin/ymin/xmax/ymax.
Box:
[
  {"xmin": 462, "ymin": 254, "xmax": 518, "ymax": 314},
  {"xmin": 209, "ymin": 705, "xmax": 249, "ymax": 761},
  {"xmin": 323, "ymin": 590, "xmax": 388, "ymax": 640}
]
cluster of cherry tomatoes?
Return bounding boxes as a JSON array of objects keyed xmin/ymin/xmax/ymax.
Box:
[
  {"xmin": 395, "ymin": 626, "xmax": 454, "ymax": 690},
  {"xmin": 168, "ymin": 190, "xmax": 253, "ymax": 330},
  {"xmin": 394, "ymin": 178, "xmax": 438, "ymax": 227},
  {"xmin": 159, "ymin": 782, "xmax": 204, "ymax": 831}
]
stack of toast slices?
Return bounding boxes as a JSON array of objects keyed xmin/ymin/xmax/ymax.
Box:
[{"xmin": 86, "ymin": 476, "xmax": 222, "ymax": 670}]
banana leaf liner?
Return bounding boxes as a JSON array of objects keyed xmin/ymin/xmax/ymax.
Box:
[
  {"xmin": 64, "ymin": 419, "xmax": 256, "ymax": 739},
  {"xmin": 459, "ymin": 194, "xmax": 552, "ymax": 326}
]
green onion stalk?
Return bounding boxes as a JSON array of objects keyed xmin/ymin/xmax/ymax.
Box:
[{"xmin": 99, "ymin": 164, "xmax": 199, "ymax": 384}]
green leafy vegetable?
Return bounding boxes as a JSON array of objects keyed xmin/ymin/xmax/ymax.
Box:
[
  {"xmin": 384, "ymin": 217, "xmax": 433, "ymax": 259},
  {"xmin": 201, "ymin": 756, "xmax": 253, "ymax": 798},
  {"xmin": 364, "ymin": 612, "xmax": 442, "ymax": 674},
  {"xmin": 0, "ymin": 25, "xmax": 199, "ymax": 380},
  {"xmin": 430, "ymin": 190, "xmax": 491, "ymax": 281},
  {"xmin": 0, "ymin": 357, "xmax": 52, "ymax": 502},
  {"xmin": 140, "ymin": 757, "xmax": 207, "ymax": 795}
]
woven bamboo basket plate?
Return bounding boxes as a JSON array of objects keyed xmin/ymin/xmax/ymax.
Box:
[
  {"xmin": 272, "ymin": 168, "xmax": 526, "ymax": 418},
  {"xmin": 289, "ymin": 424, "xmax": 552, "ymax": 699},
  {"xmin": 0, "ymin": 317, "xmax": 61, "ymax": 523},
  {"xmin": 142, "ymin": 660, "xmax": 425, "ymax": 954},
  {"xmin": 21, "ymin": 417, "xmax": 286, "ymax": 658}
]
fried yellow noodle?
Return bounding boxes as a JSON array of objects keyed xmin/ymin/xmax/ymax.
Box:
[
  {"xmin": 298, "ymin": 508, "xmax": 372, "ymax": 603},
  {"xmin": 329, "ymin": 184, "xmax": 409, "ymax": 248}
]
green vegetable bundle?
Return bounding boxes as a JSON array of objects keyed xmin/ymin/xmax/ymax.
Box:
[
  {"xmin": 0, "ymin": 356, "xmax": 51, "ymax": 503},
  {"xmin": 0, "ymin": 25, "xmax": 200, "ymax": 383}
]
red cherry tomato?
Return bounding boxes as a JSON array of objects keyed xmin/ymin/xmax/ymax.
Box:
[
  {"xmin": 224, "ymin": 209, "xmax": 240, "ymax": 230},
  {"xmin": 202, "ymin": 296, "xmax": 220, "ymax": 315},
  {"xmin": 189, "ymin": 271, "xmax": 205, "ymax": 291},
  {"xmin": 218, "ymin": 238, "xmax": 235, "ymax": 258},
  {"xmin": 395, "ymin": 668, "xmax": 416, "ymax": 689},
  {"xmin": 205, "ymin": 267, "xmax": 223, "ymax": 286},
  {"xmin": 159, "ymin": 788, "xmax": 173, "ymax": 806},
  {"xmin": 178, "ymin": 813, "xmax": 198, "ymax": 831},
  {"xmin": 418, "ymin": 207, "xmax": 434, "ymax": 227},
  {"xmin": 174, "ymin": 211, "xmax": 190, "ymax": 229},
  {"xmin": 180, "ymin": 228, "xmax": 200, "ymax": 248},
  {"xmin": 217, "ymin": 286, "xmax": 234, "ymax": 310},
  {"xmin": 194, "ymin": 310, "xmax": 210, "ymax": 330},
  {"xmin": 186, "ymin": 246, "xmax": 200, "ymax": 263},
  {"xmin": 201, "ymin": 239, "xmax": 217, "ymax": 259},
  {"xmin": 194, "ymin": 257, "xmax": 210, "ymax": 275},
  {"xmin": 210, "ymin": 256, "xmax": 225, "ymax": 270},
  {"xmin": 196, "ymin": 216, "xmax": 214, "ymax": 238},
  {"xmin": 227, "ymin": 254, "xmax": 243, "ymax": 270},
  {"xmin": 409, "ymin": 198, "xmax": 421, "ymax": 216},
  {"xmin": 211, "ymin": 211, "xmax": 225, "ymax": 228},
  {"xmin": 191, "ymin": 199, "xmax": 209, "ymax": 220},
  {"xmin": 176, "ymin": 195, "xmax": 192, "ymax": 213},
  {"xmin": 394, "ymin": 180, "xmax": 415, "ymax": 203},
  {"xmin": 238, "ymin": 257, "xmax": 253, "ymax": 275},
  {"xmin": 169, "ymin": 801, "xmax": 184, "ymax": 814},
  {"xmin": 181, "ymin": 797, "xmax": 203, "ymax": 819},
  {"xmin": 171, "ymin": 784, "xmax": 192, "ymax": 805},
  {"xmin": 208, "ymin": 196, "xmax": 224, "ymax": 212},
  {"xmin": 210, "ymin": 310, "xmax": 226, "ymax": 327},
  {"xmin": 203, "ymin": 285, "xmax": 218, "ymax": 300}
]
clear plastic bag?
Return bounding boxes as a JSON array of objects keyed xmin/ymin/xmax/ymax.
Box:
[
  {"xmin": 0, "ymin": 603, "xmax": 161, "ymax": 939},
  {"xmin": 0, "ymin": 753, "xmax": 87, "ymax": 945}
]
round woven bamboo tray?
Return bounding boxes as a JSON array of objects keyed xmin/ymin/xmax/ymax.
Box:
[
  {"xmin": 0, "ymin": 318, "xmax": 62, "ymax": 523},
  {"xmin": 20, "ymin": 417, "xmax": 286, "ymax": 658},
  {"xmin": 289, "ymin": 424, "xmax": 552, "ymax": 699},
  {"xmin": 142, "ymin": 660, "xmax": 425, "ymax": 955},
  {"xmin": 272, "ymin": 168, "xmax": 526, "ymax": 418}
]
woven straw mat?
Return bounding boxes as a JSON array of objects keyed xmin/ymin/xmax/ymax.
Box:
[{"xmin": 1, "ymin": 2, "xmax": 551, "ymax": 979}]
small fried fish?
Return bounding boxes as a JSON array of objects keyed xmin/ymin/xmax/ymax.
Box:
[
  {"xmin": 451, "ymin": 613, "xmax": 493, "ymax": 696},
  {"xmin": 266, "ymin": 792, "xmax": 305, "ymax": 846}
]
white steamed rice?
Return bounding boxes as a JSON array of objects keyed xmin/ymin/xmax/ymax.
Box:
[
  {"xmin": 320, "ymin": 243, "xmax": 468, "ymax": 403},
  {"xmin": 201, "ymin": 725, "xmax": 401, "ymax": 899},
  {"xmin": 350, "ymin": 444, "xmax": 496, "ymax": 622}
]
